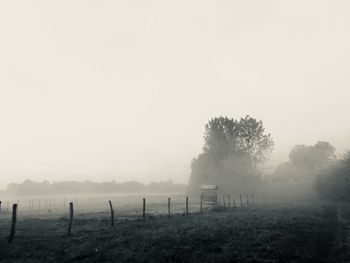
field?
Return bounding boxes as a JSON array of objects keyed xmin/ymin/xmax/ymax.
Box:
[{"xmin": 0, "ymin": 195, "xmax": 350, "ymax": 262}]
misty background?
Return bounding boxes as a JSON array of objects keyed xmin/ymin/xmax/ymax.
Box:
[{"xmin": 1, "ymin": 0, "xmax": 350, "ymax": 189}]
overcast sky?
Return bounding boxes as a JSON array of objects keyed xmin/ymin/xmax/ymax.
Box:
[{"xmin": 0, "ymin": 0, "xmax": 349, "ymax": 188}]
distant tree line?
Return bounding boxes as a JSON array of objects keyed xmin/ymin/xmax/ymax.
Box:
[{"xmin": 5, "ymin": 179, "xmax": 186, "ymax": 196}]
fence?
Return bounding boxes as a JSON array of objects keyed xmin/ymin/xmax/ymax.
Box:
[{"xmin": 0, "ymin": 193, "xmax": 274, "ymax": 243}]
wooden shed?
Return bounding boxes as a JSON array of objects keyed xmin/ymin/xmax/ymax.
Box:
[{"xmin": 200, "ymin": 185, "xmax": 218, "ymax": 205}]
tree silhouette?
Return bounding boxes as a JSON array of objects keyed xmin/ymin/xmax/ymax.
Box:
[
  {"xmin": 315, "ymin": 151, "xmax": 350, "ymax": 201},
  {"xmin": 189, "ymin": 115, "xmax": 274, "ymax": 194}
]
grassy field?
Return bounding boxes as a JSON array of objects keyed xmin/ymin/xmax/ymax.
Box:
[{"xmin": 1, "ymin": 201, "xmax": 349, "ymax": 262}]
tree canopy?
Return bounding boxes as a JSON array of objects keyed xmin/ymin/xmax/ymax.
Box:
[
  {"xmin": 289, "ymin": 141, "xmax": 336, "ymax": 170},
  {"xmin": 203, "ymin": 116, "xmax": 273, "ymax": 165}
]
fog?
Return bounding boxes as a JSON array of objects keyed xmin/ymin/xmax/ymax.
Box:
[{"xmin": 1, "ymin": 0, "xmax": 350, "ymax": 189}]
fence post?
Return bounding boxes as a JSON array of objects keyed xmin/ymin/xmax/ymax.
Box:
[
  {"xmin": 239, "ymin": 195, "xmax": 243, "ymax": 208},
  {"xmin": 186, "ymin": 196, "xmax": 189, "ymax": 214},
  {"xmin": 108, "ymin": 200, "xmax": 114, "ymax": 227},
  {"xmin": 200, "ymin": 195, "xmax": 203, "ymax": 213},
  {"xmin": 8, "ymin": 204, "xmax": 18, "ymax": 243},
  {"xmin": 228, "ymin": 195, "xmax": 231, "ymax": 208},
  {"xmin": 68, "ymin": 202, "xmax": 74, "ymax": 236},
  {"xmin": 0, "ymin": 201, "xmax": 2, "ymax": 213},
  {"xmin": 168, "ymin": 197, "xmax": 171, "ymax": 217},
  {"xmin": 142, "ymin": 198, "xmax": 146, "ymax": 222},
  {"xmin": 233, "ymin": 198, "xmax": 236, "ymax": 208},
  {"xmin": 246, "ymin": 195, "xmax": 249, "ymax": 206}
]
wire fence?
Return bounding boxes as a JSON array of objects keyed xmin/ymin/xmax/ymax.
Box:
[{"xmin": 0, "ymin": 193, "xmax": 277, "ymax": 243}]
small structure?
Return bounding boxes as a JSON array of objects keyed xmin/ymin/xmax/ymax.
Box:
[{"xmin": 200, "ymin": 185, "xmax": 218, "ymax": 205}]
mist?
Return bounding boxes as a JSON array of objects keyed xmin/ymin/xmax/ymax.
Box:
[
  {"xmin": 1, "ymin": 0, "xmax": 350, "ymax": 189},
  {"xmin": 2, "ymin": 1, "xmax": 350, "ymax": 262}
]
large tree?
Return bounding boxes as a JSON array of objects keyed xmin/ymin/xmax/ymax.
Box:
[{"xmin": 188, "ymin": 116, "xmax": 274, "ymax": 194}]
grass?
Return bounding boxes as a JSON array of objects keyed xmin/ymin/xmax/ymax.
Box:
[{"xmin": 0, "ymin": 203, "xmax": 349, "ymax": 262}]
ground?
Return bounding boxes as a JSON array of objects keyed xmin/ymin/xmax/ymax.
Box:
[{"xmin": 0, "ymin": 201, "xmax": 349, "ymax": 262}]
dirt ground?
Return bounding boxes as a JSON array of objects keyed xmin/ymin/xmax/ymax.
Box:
[{"xmin": 0, "ymin": 202, "xmax": 349, "ymax": 262}]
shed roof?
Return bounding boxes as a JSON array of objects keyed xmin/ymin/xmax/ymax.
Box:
[{"xmin": 200, "ymin": 185, "xmax": 218, "ymax": 190}]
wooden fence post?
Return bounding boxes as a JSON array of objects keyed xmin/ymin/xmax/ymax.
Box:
[
  {"xmin": 186, "ymin": 196, "xmax": 189, "ymax": 214},
  {"xmin": 200, "ymin": 195, "xmax": 203, "ymax": 213},
  {"xmin": 246, "ymin": 195, "xmax": 249, "ymax": 206},
  {"xmin": 142, "ymin": 198, "xmax": 146, "ymax": 222},
  {"xmin": 239, "ymin": 195, "xmax": 243, "ymax": 208},
  {"xmin": 222, "ymin": 196, "xmax": 226, "ymax": 207},
  {"xmin": 168, "ymin": 197, "xmax": 171, "ymax": 217},
  {"xmin": 0, "ymin": 201, "xmax": 2, "ymax": 213},
  {"xmin": 8, "ymin": 204, "xmax": 17, "ymax": 243},
  {"xmin": 68, "ymin": 202, "xmax": 74, "ymax": 236},
  {"xmin": 108, "ymin": 200, "xmax": 114, "ymax": 227}
]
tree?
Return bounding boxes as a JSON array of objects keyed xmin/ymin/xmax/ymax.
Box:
[
  {"xmin": 188, "ymin": 115, "xmax": 274, "ymax": 194},
  {"xmin": 289, "ymin": 141, "xmax": 336, "ymax": 170},
  {"xmin": 269, "ymin": 141, "xmax": 337, "ymax": 195},
  {"xmin": 315, "ymin": 151, "xmax": 350, "ymax": 201}
]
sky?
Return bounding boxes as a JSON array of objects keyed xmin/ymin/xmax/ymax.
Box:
[{"xmin": 0, "ymin": 0, "xmax": 349, "ymax": 189}]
